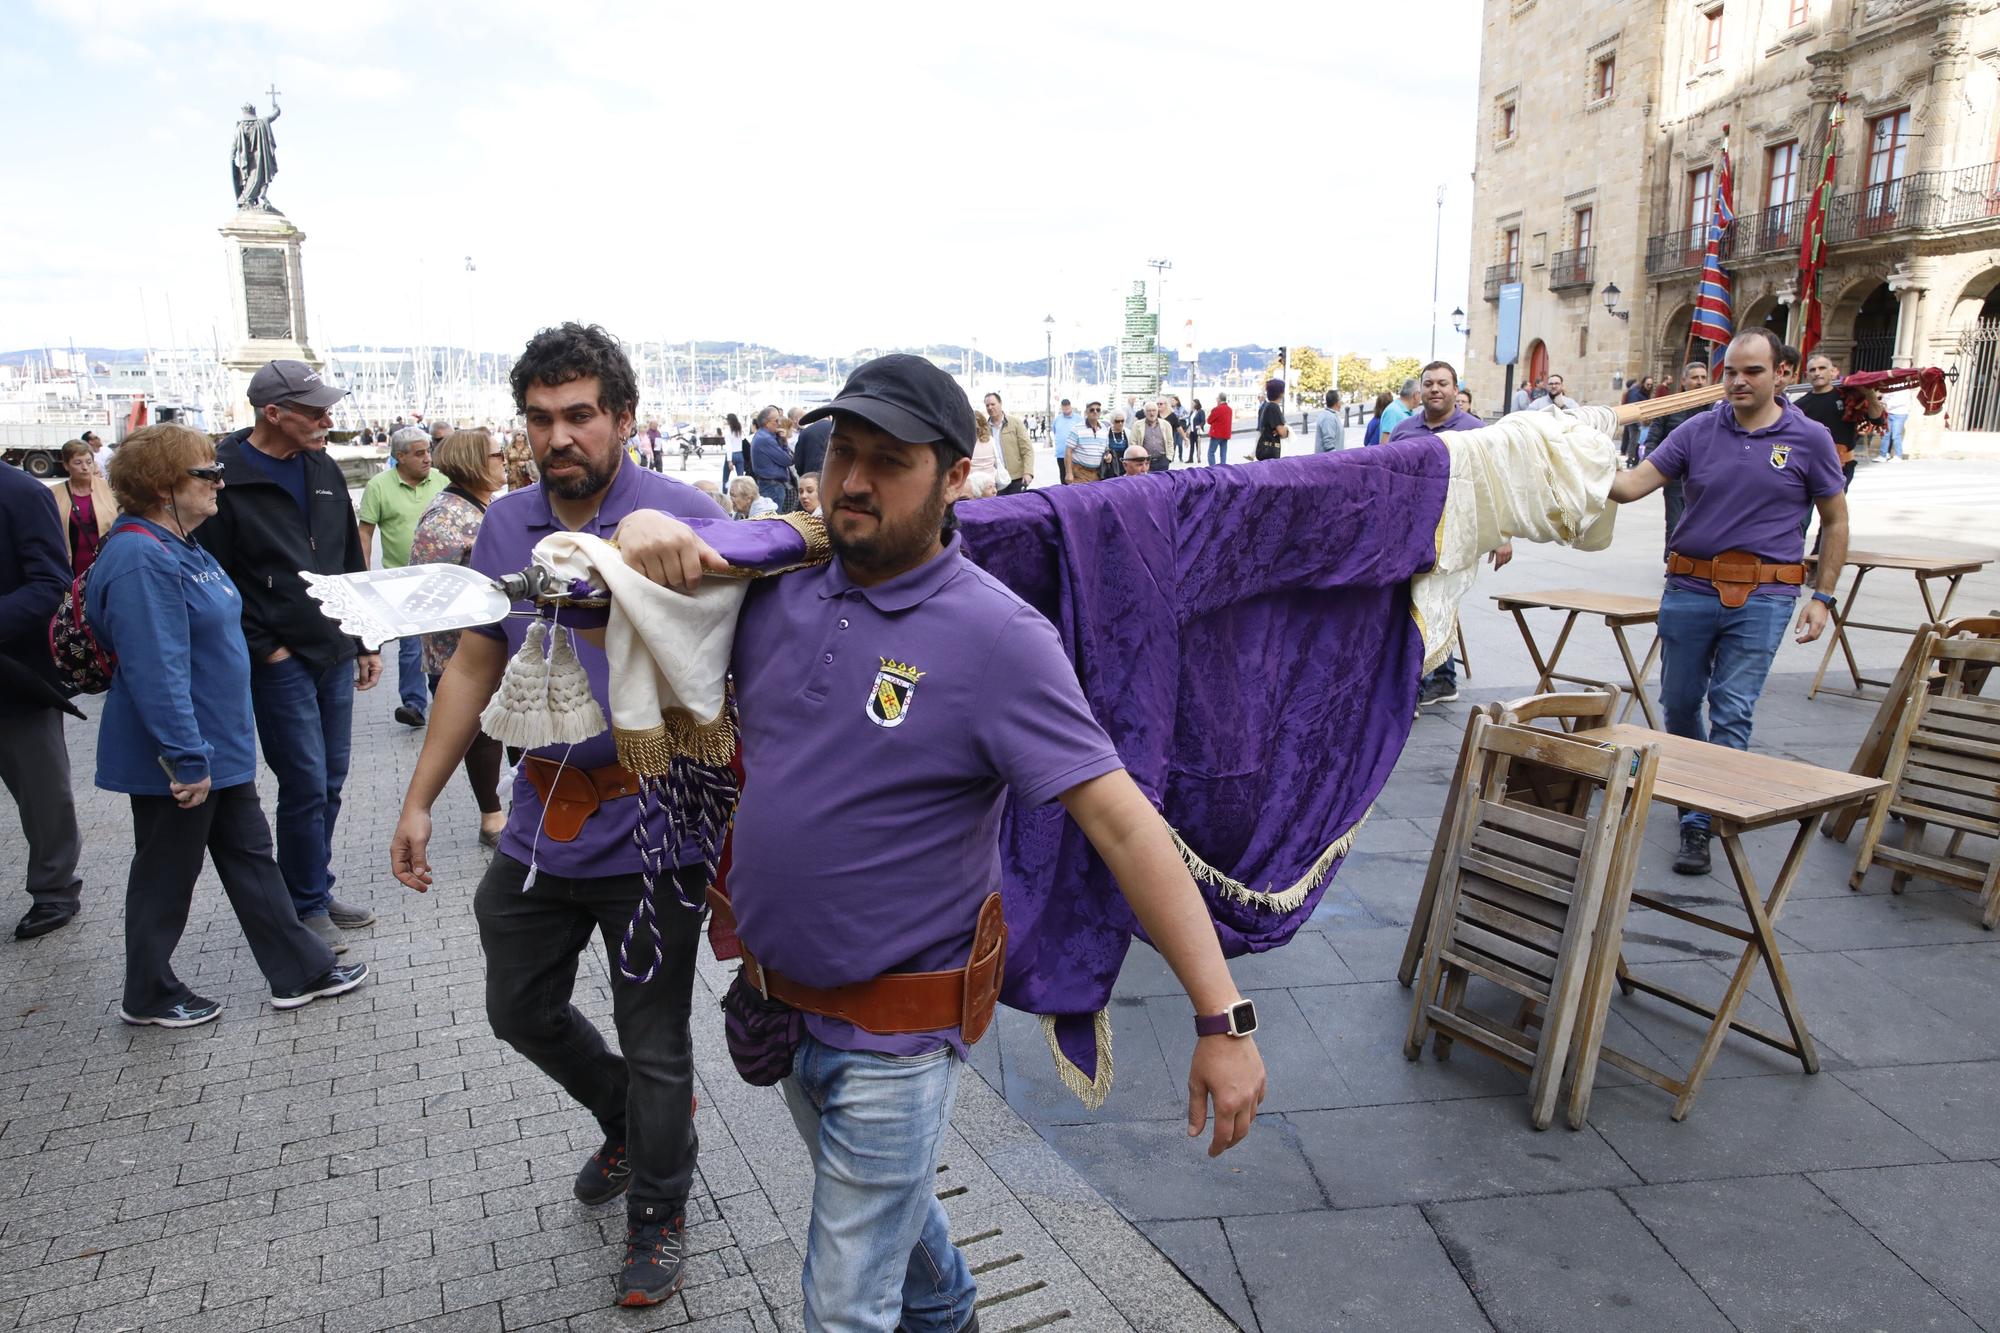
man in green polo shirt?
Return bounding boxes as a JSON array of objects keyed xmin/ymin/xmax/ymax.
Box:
[{"xmin": 358, "ymin": 425, "xmax": 448, "ymax": 726}]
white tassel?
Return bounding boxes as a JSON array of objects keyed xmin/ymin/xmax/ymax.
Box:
[{"xmin": 480, "ymin": 620, "xmax": 605, "ymax": 747}]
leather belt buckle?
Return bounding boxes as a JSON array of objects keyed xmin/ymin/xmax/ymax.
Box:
[{"xmin": 1708, "ymin": 551, "xmax": 1759, "ymax": 585}]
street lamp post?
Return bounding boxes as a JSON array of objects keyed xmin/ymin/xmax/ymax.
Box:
[
  {"xmin": 1430, "ymin": 185, "xmax": 1445, "ymax": 361},
  {"xmin": 1044, "ymin": 314, "xmax": 1055, "ymax": 427}
]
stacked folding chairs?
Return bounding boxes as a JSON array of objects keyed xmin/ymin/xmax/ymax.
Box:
[
  {"xmin": 1401, "ymin": 692, "xmax": 1659, "ymax": 1130},
  {"xmin": 1844, "ymin": 621, "xmax": 2000, "ymax": 928}
]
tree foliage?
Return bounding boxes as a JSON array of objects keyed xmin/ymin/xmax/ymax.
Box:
[
  {"xmin": 1260, "ymin": 345, "xmax": 1333, "ymax": 400},
  {"xmin": 1337, "ymin": 354, "xmax": 1425, "ymax": 404}
]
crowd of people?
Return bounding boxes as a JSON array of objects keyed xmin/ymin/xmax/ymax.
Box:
[{"xmin": 0, "ymin": 317, "xmax": 1908, "ymax": 1328}]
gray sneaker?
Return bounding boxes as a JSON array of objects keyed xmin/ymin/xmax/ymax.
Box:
[
  {"xmin": 302, "ymin": 912, "xmax": 347, "ymax": 955},
  {"xmin": 327, "ymin": 897, "xmax": 376, "ymax": 929}
]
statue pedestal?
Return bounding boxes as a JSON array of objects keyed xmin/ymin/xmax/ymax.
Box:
[{"xmin": 218, "ymin": 209, "xmax": 319, "ymax": 429}]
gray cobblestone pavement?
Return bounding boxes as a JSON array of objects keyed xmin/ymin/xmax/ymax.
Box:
[{"xmin": 0, "ymin": 697, "xmax": 1231, "ymax": 1332}]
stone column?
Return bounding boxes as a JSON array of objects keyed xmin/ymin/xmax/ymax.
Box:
[
  {"xmin": 217, "ymin": 208, "xmax": 320, "ymax": 429},
  {"xmin": 1887, "ymin": 267, "xmax": 1929, "ymax": 368}
]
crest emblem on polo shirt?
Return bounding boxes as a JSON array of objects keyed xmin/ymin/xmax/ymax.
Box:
[
  {"xmin": 1769, "ymin": 443, "xmax": 1792, "ymax": 469},
  {"xmin": 866, "ymin": 658, "xmax": 925, "ymax": 728}
]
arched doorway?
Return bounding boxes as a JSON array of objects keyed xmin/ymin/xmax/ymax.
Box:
[
  {"xmin": 1850, "ymin": 283, "xmax": 1897, "ymax": 371},
  {"xmin": 1951, "ymin": 279, "xmax": 2000, "ymax": 430},
  {"xmin": 1764, "ymin": 303, "xmax": 1791, "ymax": 339},
  {"xmin": 1526, "ymin": 338, "xmax": 1549, "ymax": 388},
  {"xmin": 1658, "ymin": 303, "xmax": 1694, "ymax": 381}
]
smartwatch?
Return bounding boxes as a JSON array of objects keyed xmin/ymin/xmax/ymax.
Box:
[
  {"xmin": 1194, "ymin": 999, "xmax": 1259, "ymax": 1038},
  {"xmin": 1810, "ymin": 591, "xmax": 1837, "ymax": 609}
]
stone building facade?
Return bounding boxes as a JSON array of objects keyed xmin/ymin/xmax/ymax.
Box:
[{"xmin": 1462, "ymin": 0, "xmax": 2000, "ymax": 441}]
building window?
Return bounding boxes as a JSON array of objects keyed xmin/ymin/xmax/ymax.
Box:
[
  {"xmin": 1766, "ymin": 141, "xmax": 1799, "ymax": 209},
  {"xmin": 1574, "ymin": 206, "xmax": 1594, "ymax": 250},
  {"xmin": 1501, "ymin": 101, "xmax": 1518, "ymax": 140},
  {"xmin": 1787, "ymin": 0, "xmax": 1808, "ymax": 25},
  {"xmin": 1702, "ymin": 5, "xmax": 1724, "ymax": 62},
  {"xmin": 1594, "ymin": 54, "xmax": 1616, "ymax": 100},
  {"xmin": 1685, "ymin": 167, "xmax": 1713, "ymax": 259},
  {"xmin": 1867, "ymin": 109, "xmax": 1911, "ymax": 188},
  {"xmin": 1505, "ymin": 228, "xmax": 1521, "ymax": 271}
]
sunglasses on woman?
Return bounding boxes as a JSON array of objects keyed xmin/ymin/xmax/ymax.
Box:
[{"xmin": 187, "ymin": 464, "xmax": 226, "ymax": 483}]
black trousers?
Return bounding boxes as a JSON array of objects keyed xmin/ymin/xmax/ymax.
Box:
[
  {"xmin": 124, "ymin": 783, "xmax": 335, "ymax": 1013},
  {"xmin": 428, "ymin": 674, "xmax": 502, "ymax": 815},
  {"xmin": 474, "ymin": 853, "xmax": 704, "ymax": 1221},
  {"xmin": 0, "ymin": 707, "xmax": 81, "ymax": 910}
]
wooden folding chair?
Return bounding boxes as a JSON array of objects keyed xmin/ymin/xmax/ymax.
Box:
[
  {"xmin": 1403, "ymin": 718, "xmax": 1654, "ymax": 1129},
  {"xmin": 1396, "ymin": 690, "xmax": 1624, "ymax": 988},
  {"xmin": 1848, "ymin": 635, "xmax": 2000, "ymax": 928},
  {"xmin": 1827, "ymin": 616, "xmax": 2000, "ymax": 843}
]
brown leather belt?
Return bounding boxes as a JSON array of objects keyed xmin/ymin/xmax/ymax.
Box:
[
  {"xmin": 706, "ymin": 886, "xmax": 1008, "ymax": 1043},
  {"xmin": 520, "ymin": 756, "xmax": 643, "ymax": 842},
  {"xmin": 1667, "ymin": 549, "xmax": 1806, "ymax": 609}
]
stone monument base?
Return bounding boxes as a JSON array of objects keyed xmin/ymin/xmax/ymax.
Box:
[{"xmin": 219, "ymin": 208, "xmax": 319, "ymax": 429}]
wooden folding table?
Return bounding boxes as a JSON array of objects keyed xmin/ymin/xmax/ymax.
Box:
[
  {"xmin": 1571, "ymin": 724, "xmax": 1888, "ymax": 1120},
  {"xmin": 1806, "ymin": 549, "xmax": 1990, "ymax": 701},
  {"xmin": 1494, "ymin": 588, "xmax": 1662, "ymax": 729}
]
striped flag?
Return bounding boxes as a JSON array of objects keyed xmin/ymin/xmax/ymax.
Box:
[
  {"xmin": 1798, "ymin": 99, "xmax": 1846, "ymax": 363},
  {"xmin": 1690, "ymin": 131, "xmax": 1736, "ymax": 361}
]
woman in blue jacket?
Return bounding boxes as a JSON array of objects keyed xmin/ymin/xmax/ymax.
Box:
[{"xmin": 91, "ymin": 424, "xmax": 369, "ymax": 1027}]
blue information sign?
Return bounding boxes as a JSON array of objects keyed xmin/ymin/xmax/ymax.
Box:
[{"xmin": 1494, "ymin": 282, "xmax": 1524, "ymax": 366}]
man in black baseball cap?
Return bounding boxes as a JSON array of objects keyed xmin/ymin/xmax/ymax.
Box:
[
  {"xmin": 795, "ymin": 353, "xmax": 974, "ymax": 583},
  {"xmin": 612, "ymin": 355, "xmax": 1267, "ymax": 1329},
  {"xmin": 198, "ymin": 359, "xmax": 379, "ymax": 957}
]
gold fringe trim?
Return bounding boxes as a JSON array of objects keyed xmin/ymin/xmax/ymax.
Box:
[
  {"xmin": 1170, "ymin": 808, "xmax": 1372, "ymax": 914},
  {"xmin": 613, "ymin": 707, "xmax": 737, "ymax": 775},
  {"xmin": 1040, "ymin": 1010, "xmax": 1114, "ymax": 1111}
]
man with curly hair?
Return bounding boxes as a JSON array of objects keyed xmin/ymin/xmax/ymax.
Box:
[{"xmin": 389, "ymin": 323, "xmax": 726, "ymax": 1309}]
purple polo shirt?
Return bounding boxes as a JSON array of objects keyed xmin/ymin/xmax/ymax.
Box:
[
  {"xmin": 466, "ymin": 459, "xmax": 725, "ymax": 877},
  {"xmin": 1648, "ymin": 399, "xmax": 1845, "ymax": 599},
  {"xmin": 1388, "ymin": 408, "xmax": 1485, "ymax": 443},
  {"xmin": 728, "ymin": 534, "xmax": 1124, "ymax": 1057}
]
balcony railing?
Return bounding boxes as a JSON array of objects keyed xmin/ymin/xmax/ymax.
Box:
[
  {"xmin": 1646, "ymin": 160, "xmax": 2000, "ymax": 273},
  {"xmin": 1482, "ymin": 260, "xmax": 1521, "ymax": 301},
  {"xmin": 1826, "ymin": 160, "xmax": 2000, "ymax": 242},
  {"xmin": 1644, "ymin": 224, "xmax": 1721, "ymax": 276},
  {"xmin": 1549, "ymin": 246, "xmax": 1594, "ymax": 290},
  {"xmin": 1739, "ymin": 198, "xmax": 1806, "ymax": 258}
]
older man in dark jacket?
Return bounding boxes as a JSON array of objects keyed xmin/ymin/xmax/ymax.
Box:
[
  {"xmin": 196, "ymin": 361, "xmax": 380, "ymax": 955},
  {"xmin": 0, "ymin": 461, "xmax": 84, "ymax": 939}
]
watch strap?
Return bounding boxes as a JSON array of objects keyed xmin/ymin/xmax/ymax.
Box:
[{"xmin": 1193, "ymin": 1010, "xmax": 1232, "ymax": 1037}]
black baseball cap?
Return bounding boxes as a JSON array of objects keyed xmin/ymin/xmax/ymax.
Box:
[
  {"xmin": 800, "ymin": 354, "xmax": 974, "ymax": 458},
  {"xmin": 248, "ymin": 359, "xmax": 347, "ymax": 410}
]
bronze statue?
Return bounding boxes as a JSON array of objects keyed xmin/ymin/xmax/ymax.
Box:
[{"xmin": 231, "ymin": 88, "xmax": 282, "ymax": 211}]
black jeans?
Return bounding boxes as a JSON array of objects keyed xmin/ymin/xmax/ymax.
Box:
[
  {"xmin": 0, "ymin": 707, "xmax": 82, "ymax": 910},
  {"xmin": 474, "ymin": 853, "xmax": 704, "ymax": 1221},
  {"xmin": 125, "ymin": 783, "xmax": 335, "ymax": 1014}
]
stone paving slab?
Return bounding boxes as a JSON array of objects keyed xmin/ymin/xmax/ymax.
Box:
[{"xmin": 0, "ymin": 700, "xmax": 1231, "ymax": 1333}]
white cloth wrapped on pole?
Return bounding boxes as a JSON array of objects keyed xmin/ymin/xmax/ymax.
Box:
[{"xmin": 1410, "ymin": 405, "xmax": 1620, "ymax": 672}]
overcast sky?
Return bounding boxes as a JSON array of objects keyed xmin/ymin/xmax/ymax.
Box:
[{"xmin": 4, "ymin": 0, "xmax": 1481, "ymax": 364}]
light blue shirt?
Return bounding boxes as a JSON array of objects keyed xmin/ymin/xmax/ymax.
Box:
[
  {"xmin": 1380, "ymin": 400, "xmax": 1417, "ymax": 439},
  {"xmin": 1314, "ymin": 410, "xmax": 1344, "ymax": 452},
  {"xmin": 1051, "ymin": 410, "xmax": 1081, "ymax": 459}
]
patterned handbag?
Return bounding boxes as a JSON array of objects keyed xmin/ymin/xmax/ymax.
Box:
[{"xmin": 48, "ymin": 523, "xmax": 160, "ymax": 695}]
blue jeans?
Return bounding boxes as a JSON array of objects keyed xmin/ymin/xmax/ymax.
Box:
[
  {"xmin": 1208, "ymin": 436, "xmax": 1229, "ymax": 466},
  {"xmin": 1879, "ymin": 413, "xmax": 1906, "ymax": 460},
  {"xmin": 758, "ymin": 479, "xmax": 788, "ymax": 510},
  {"xmin": 1424, "ymin": 656, "xmax": 1459, "ymax": 688},
  {"xmin": 396, "ymin": 636, "xmax": 428, "ymax": 715},
  {"xmin": 782, "ymin": 1035, "xmax": 975, "ymax": 1333},
  {"xmin": 1657, "ymin": 588, "xmax": 1792, "ymax": 832},
  {"xmin": 249, "ymin": 654, "xmax": 355, "ymax": 918}
]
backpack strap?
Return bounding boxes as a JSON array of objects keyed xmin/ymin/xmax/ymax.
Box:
[{"xmin": 109, "ymin": 522, "xmax": 164, "ymax": 545}]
